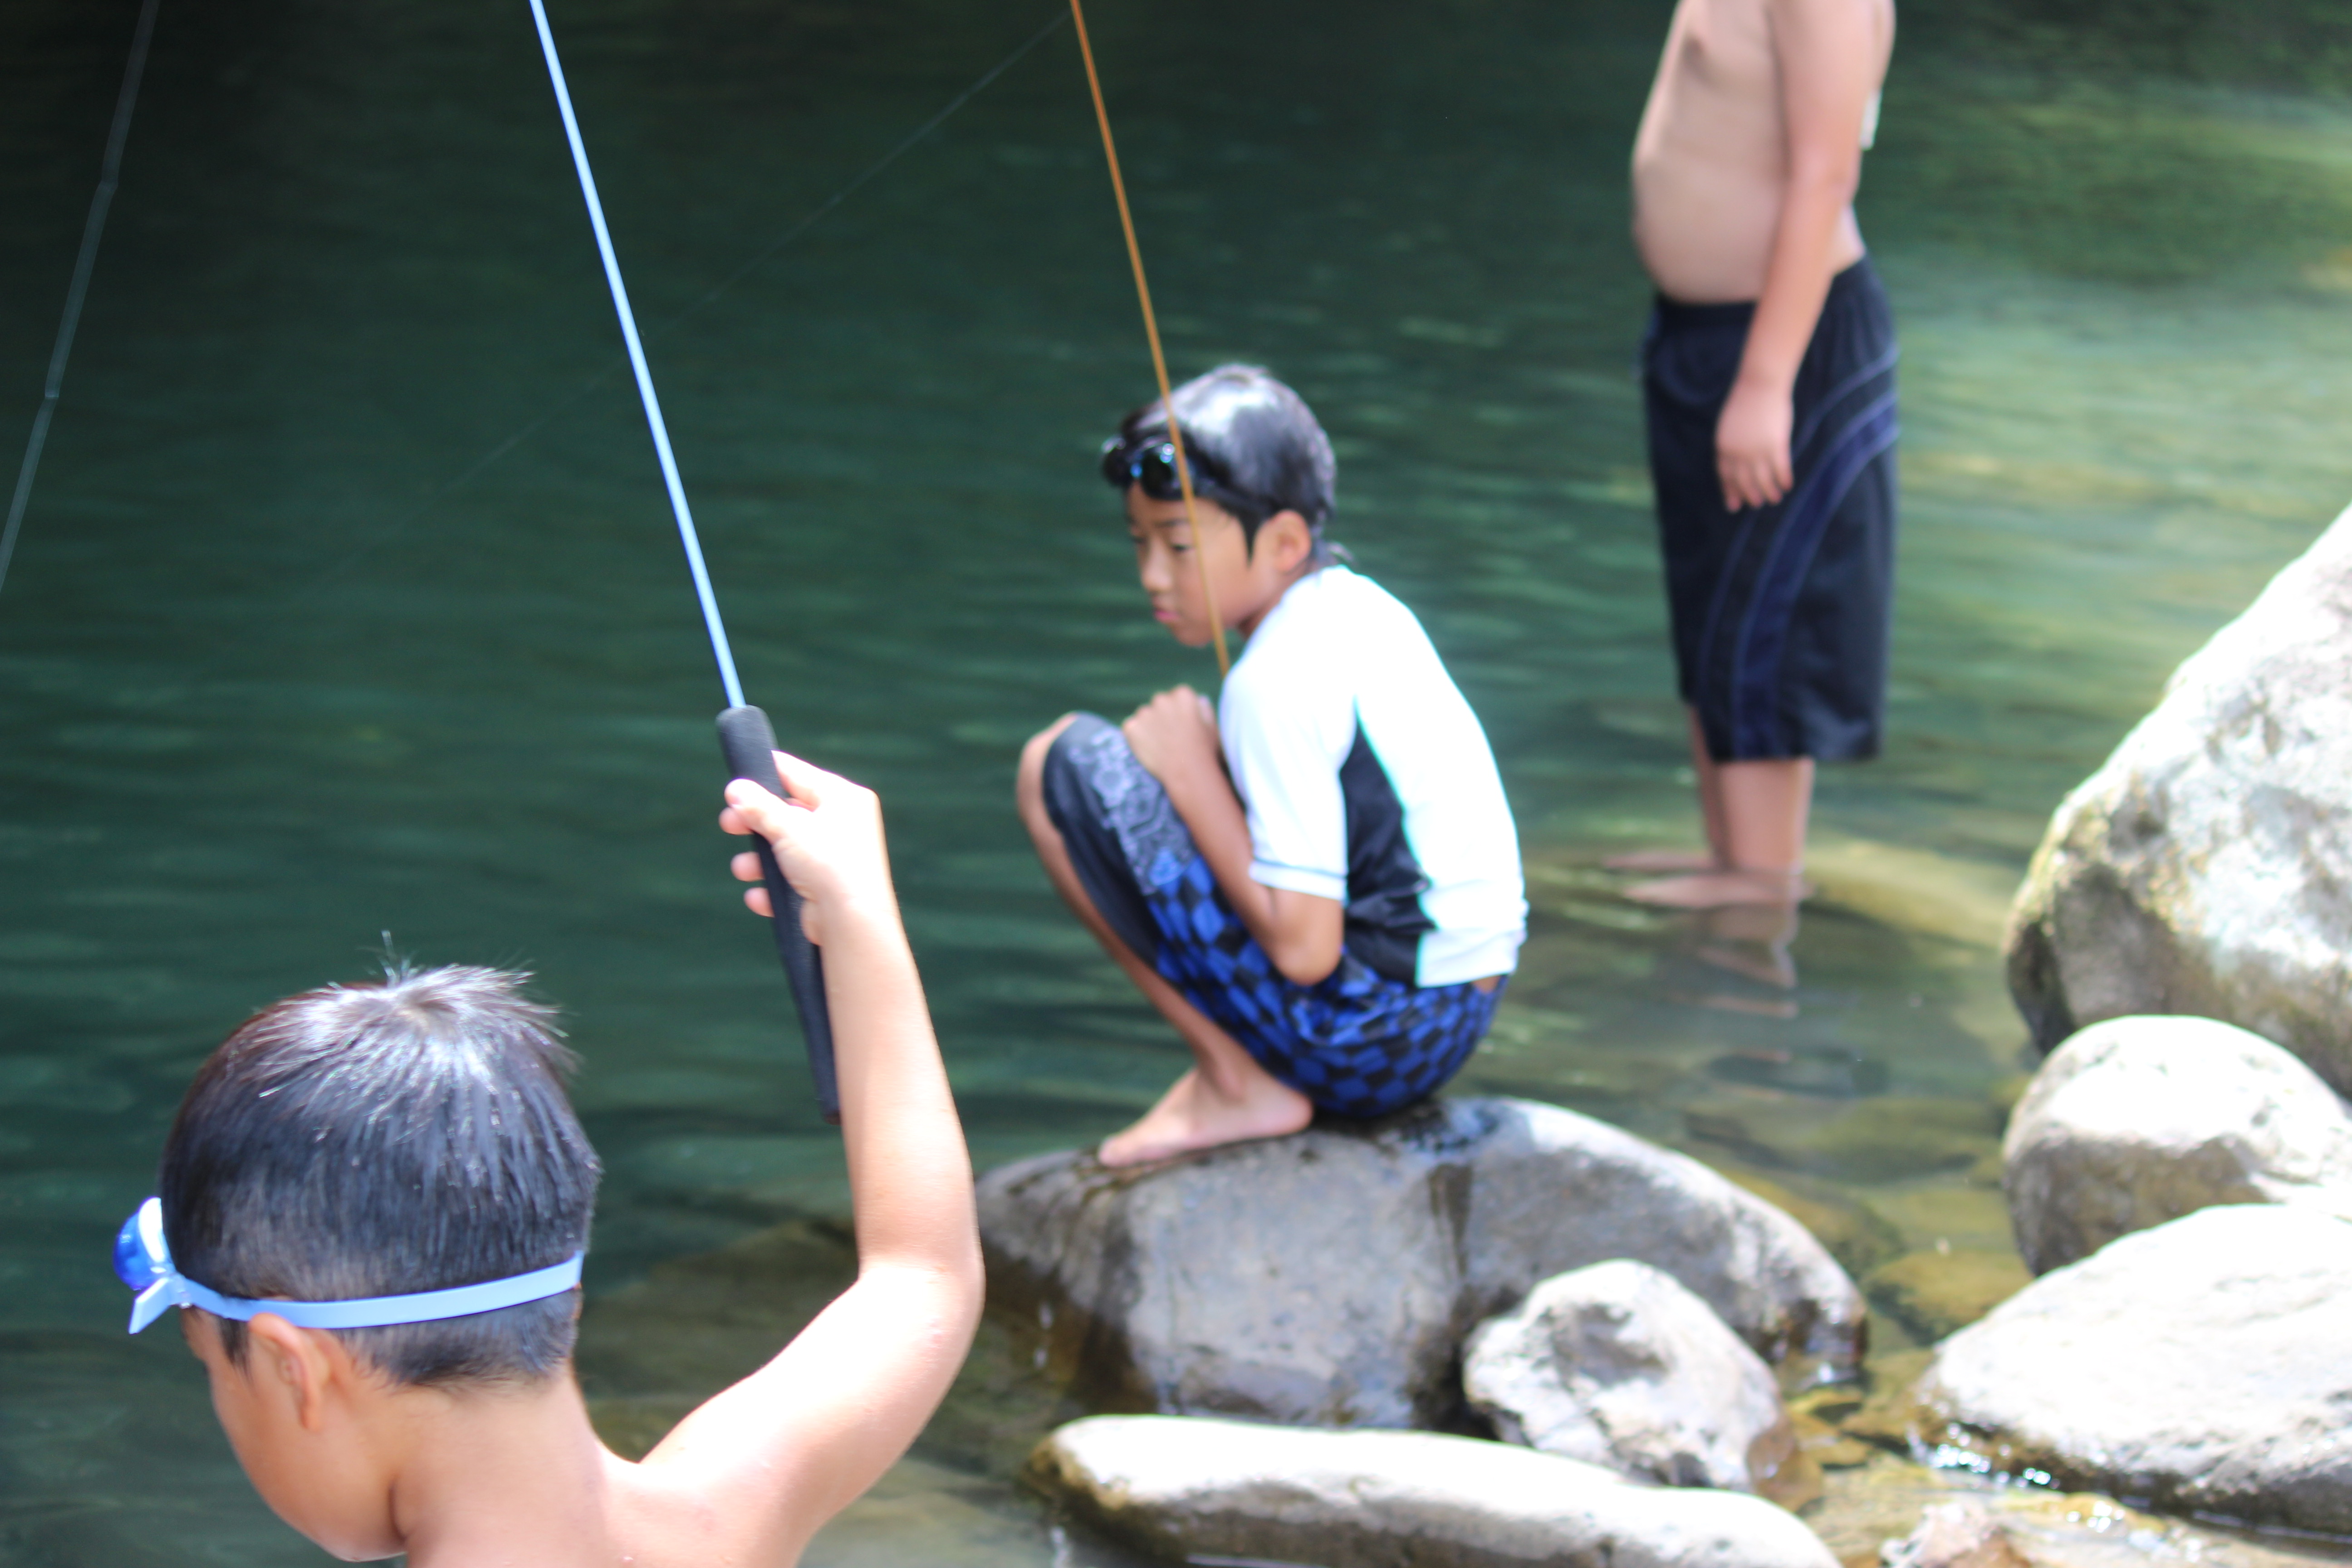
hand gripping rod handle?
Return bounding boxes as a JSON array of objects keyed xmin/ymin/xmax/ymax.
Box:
[{"xmin": 718, "ymin": 706, "xmax": 841, "ymax": 1124}]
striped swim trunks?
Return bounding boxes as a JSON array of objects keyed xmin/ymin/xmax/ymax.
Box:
[{"xmin": 1644, "ymin": 256, "xmax": 1899, "ymax": 763}]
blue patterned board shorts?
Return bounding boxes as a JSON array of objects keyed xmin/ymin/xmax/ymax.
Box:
[{"xmin": 1040, "ymin": 713, "xmax": 1502, "ymax": 1119}]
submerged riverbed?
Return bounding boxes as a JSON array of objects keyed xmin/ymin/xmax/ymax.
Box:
[{"xmin": 5, "ymin": 0, "xmax": 2352, "ymax": 1562}]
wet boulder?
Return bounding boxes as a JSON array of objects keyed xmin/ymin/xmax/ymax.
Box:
[
  {"xmin": 2005, "ymin": 502, "xmax": 2352, "ymax": 1094},
  {"xmin": 1462, "ymin": 1259, "xmax": 1794, "ymax": 1495},
  {"xmin": 2004, "ymin": 1015, "xmax": 2352, "ymax": 1274},
  {"xmin": 1917, "ymin": 1204, "xmax": 2352, "ymax": 1536},
  {"xmin": 977, "ymin": 1097, "xmax": 1863, "ymax": 1429},
  {"xmin": 1028, "ymin": 1415, "xmax": 1840, "ymax": 1568}
]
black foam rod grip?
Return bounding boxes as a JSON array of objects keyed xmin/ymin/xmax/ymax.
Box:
[{"xmin": 717, "ymin": 705, "xmax": 841, "ymax": 1125}]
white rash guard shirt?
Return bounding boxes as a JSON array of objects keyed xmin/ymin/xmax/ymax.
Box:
[{"xmin": 1218, "ymin": 564, "xmax": 1527, "ymax": 988}]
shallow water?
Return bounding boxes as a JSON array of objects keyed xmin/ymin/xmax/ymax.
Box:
[{"xmin": 5, "ymin": 0, "xmax": 2352, "ymax": 1561}]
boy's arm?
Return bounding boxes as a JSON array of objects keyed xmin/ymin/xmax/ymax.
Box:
[
  {"xmin": 629, "ymin": 755, "xmax": 982, "ymax": 1563},
  {"xmin": 1715, "ymin": 0, "xmax": 1885, "ymax": 510},
  {"xmin": 1124, "ymin": 687, "xmax": 1344, "ymax": 985}
]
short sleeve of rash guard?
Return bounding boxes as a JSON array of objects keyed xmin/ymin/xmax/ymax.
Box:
[{"xmin": 1221, "ymin": 662, "xmax": 1356, "ymax": 903}]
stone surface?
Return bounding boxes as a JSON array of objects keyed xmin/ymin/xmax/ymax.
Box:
[
  {"xmin": 2005, "ymin": 504, "xmax": 2352, "ymax": 1093},
  {"xmin": 1863, "ymin": 1249, "xmax": 2031, "ymax": 1343},
  {"xmin": 1463, "ymin": 1260, "xmax": 1793, "ymax": 1494},
  {"xmin": 978, "ymin": 1097, "xmax": 1864, "ymax": 1428},
  {"xmin": 1028, "ymin": 1415, "xmax": 1840, "ymax": 1568},
  {"xmin": 2003, "ymin": 1014, "xmax": 2352, "ymax": 1274},
  {"xmin": 1917, "ymin": 1204, "xmax": 2352, "ymax": 1535},
  {"xmin": 1881, "ymin": 1503, "xmax": 2034, "ymax": 1568},
  {"xmin": 1855, "ymin": 1487, "xmax": 2343, "ymax": 1568}
]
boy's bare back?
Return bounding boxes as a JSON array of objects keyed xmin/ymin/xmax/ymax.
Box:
[{"xmin": 1632, "ymin": 0, "xmax": 1893, "ymax": 304}]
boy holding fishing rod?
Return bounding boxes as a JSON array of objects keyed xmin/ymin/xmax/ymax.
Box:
[
  {"xmin": 1018, "ymin": 364, "xmax": 1527, "ymax": 1166},
  {"xmin": 113, "ymin": 755, "xmax": 980, "ymax": 1566}
]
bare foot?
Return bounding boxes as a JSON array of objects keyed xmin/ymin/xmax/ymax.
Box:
[
  {"xmin": 1098, "ymin": 1067, "xmax": 1313, "ymax": 1167},
  {"xmin": 1602, "ymin": 847, "xmax": 1724, "ymax": 874},
  {"xmin": 1623, "ymin": 869, "xmax": 1814, "ymax": 909}
]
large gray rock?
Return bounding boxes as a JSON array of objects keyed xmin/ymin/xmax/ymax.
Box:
[
  {"xmin": 1463, "ymin": 1260, "xmax": 1792, "ymax": 1494},
  {"xmin": 2004, "ymin": 1015, "xmax": 2352, "ymax": 1274},
  {"xmin": 2005, "ymin": 503, "xmax": 2352, "ymax": 1093},
  {"xmin": 979, "ymin": 1097, "xmax": 1863, "ymax": 1428},
  {"xmin": 1029, "ymin": 1415, "xmax": 1840, "ymax": 1568},
  {"xmin": 1917, "ymin": 1204, "xmax": 2352, "ymax": 1535}
]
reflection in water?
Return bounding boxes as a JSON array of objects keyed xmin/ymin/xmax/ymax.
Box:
[
  {"xmin": 1685, "ymin": 901, "xmax": 1803, "ymax": 1017},
  {"xmin": 5, "ymin": 0, "xmax": 2352, "ymax": 1561}
]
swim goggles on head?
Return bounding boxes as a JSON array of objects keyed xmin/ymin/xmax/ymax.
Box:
[{"xmin": 113, "ymin": 1196, "xmax": 585, "ymax": 1335}]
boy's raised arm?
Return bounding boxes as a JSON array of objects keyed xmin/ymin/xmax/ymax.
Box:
[{"xmin": 629, "ymin": 754, "xmax": 982, "ymax": 1563}]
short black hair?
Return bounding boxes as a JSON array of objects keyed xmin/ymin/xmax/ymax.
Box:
[
  {"xmin": 1102, "ymin": 363, "xmax": 1340, "ymax": 560},
  {"xmin": 159, "ymin": 965, "xmax": 601, "ymax": 1387}
]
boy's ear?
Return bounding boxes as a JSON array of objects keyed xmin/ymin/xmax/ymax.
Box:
[
  {"xmin": 245, "ymin": 1313, "xmax": 348, "ymax": 1433},
  {"xmin": 1263, "ymin": 509, "xmax": 1314, "ymax": 573}
]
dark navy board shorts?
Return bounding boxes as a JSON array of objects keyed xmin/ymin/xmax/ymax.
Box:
[
  {"xmin": 1040, "ymin": 713, "xmax": 1503, "ymax": 1119},
  {"xmin": 1644, "ymin": 256, "xmax": 1899, "ymax": 763}
]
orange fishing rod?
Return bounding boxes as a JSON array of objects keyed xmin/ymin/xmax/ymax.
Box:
[{"xmin": 1067, "ymin": 0, "xmax": 1231, "ymax": 676}]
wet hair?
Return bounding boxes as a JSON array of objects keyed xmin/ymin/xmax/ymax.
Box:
[
  {"xmin": 158, "ymin": 965, "xmax": 601, "ymax": 1387},
  {"xmin": 1103, "ymin": 363, "xmax": 1343, "ymax": 563}
]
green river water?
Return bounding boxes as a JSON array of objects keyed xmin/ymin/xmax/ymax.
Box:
[{"xmin": 5, "ymin": 0, "xmax": 2352, "ymax": 1562}]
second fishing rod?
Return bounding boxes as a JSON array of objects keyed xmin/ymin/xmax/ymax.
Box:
[{"xmin": 527, "ymin": 0, "xmax": 838, "ymax": 1123}]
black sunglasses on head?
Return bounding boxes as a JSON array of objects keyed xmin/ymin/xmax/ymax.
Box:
[{"xmin": 1100, "ymin": 437, "xmax": 1257, "ymax": 512}]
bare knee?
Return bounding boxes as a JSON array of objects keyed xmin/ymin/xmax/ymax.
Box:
[
  {"xmin": 1017, "ymin": 713, "xmax": 1083, "ymax": 846},
  {"xmin": 1016, "ymin": 713, "xmax": 1082, "ymax": 831}
]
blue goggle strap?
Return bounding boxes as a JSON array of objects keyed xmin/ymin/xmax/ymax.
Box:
[{"xmin": 121, "ymin": 1198, "xmax": 583, "ymax": 1334}]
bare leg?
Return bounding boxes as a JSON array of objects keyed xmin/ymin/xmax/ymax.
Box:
[
  {"xmin": 1626, "ymin": 711, "xmax": 1815, "ymax": 907},
  {"xmin": 1604, "ymin": 709, "xmax": 1731, "ymax": 872},
  {"xmin": 1018, "ymin": 717, "xmax": 1312, "ymax": 1166}
]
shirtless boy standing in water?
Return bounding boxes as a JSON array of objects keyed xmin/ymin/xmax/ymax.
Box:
[{"xmin": 1614, "ymin": 0, "xmax": 1899, "ymax": 908}]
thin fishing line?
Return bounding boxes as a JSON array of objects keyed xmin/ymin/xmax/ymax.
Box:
[
  {"xmin": 0, "ymin": 0, "xmax": 162, "ymax": 604},
  {"xmin": 1067, "ymin": 0, "xmax": 1230, "ymax": 677},
  {"xmin": 174, "ymin": 8, "xmax": 1067, "ymax": 657},
  {"xmin": 529, "ymin": 0, "xmax": 744, "ymax": 707},
  {"xmin": 102, "ymin": 5, "xmax": 1059, "ymax": 715}
]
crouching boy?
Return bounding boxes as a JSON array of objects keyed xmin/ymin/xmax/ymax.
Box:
[
  {"xmin": 114, "ymin": 755, "xmax": 980, "ymax": 1566},
  {"xmin": 1018, "ymin": 364, "xmax": 1527, "ymax": 1166}
]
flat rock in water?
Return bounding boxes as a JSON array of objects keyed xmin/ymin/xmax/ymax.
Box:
[
  {"xmin": 1463, "ymin": 1259, "xmax": 1793, "ymax": 1494},
  {"xmin": 2002, "ymin": 1014, "xmax": 2352, "ymax": 1274},
  {"xmin": 1918, "ymin": 1204, "xmax": 2352, "ymax": 1535},
  {"xmin": 2005, "ymin": 502, "xmax": 2352, "ymax": 1094},
  {"xmin": 1028, "ymin": 1415, "xmax": 1839, "ymax": 1568},
  {"xmin": 978, "ymin": 1097, "xmax": 1863, "ymax": 1427}
]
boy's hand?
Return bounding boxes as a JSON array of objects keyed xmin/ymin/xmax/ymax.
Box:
[
  {"xmin": 1122, "ymin": 686, "xmax": 1222, "ymax": 791},
  {"xmin": 720, "ymin": 751, "xmax": 895, "ymax": 945},
  {"xmin": 1717, "ymin": 375, "xmax": 1795, "ymax": 510}
]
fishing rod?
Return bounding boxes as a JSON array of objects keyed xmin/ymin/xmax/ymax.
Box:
[
  {"xmin": 1, "ymin": 0, "xmax": 161, "ymax": 603},
  {"xmin": 109, "ymin": 11, "xmax": 1063, "ymax": 716},
  {"xmin": 526, "ymin": 0, "xmax": 838, "ymax": 1123},
  {"xmin": 1067, "ymin": 0, "xmax": 1229, "ymax": 676}
]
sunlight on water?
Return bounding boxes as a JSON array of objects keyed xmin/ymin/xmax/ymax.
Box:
[{"xmin": 4, "ymin": 0, "xmax": 2352, "ymax": 1560}]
